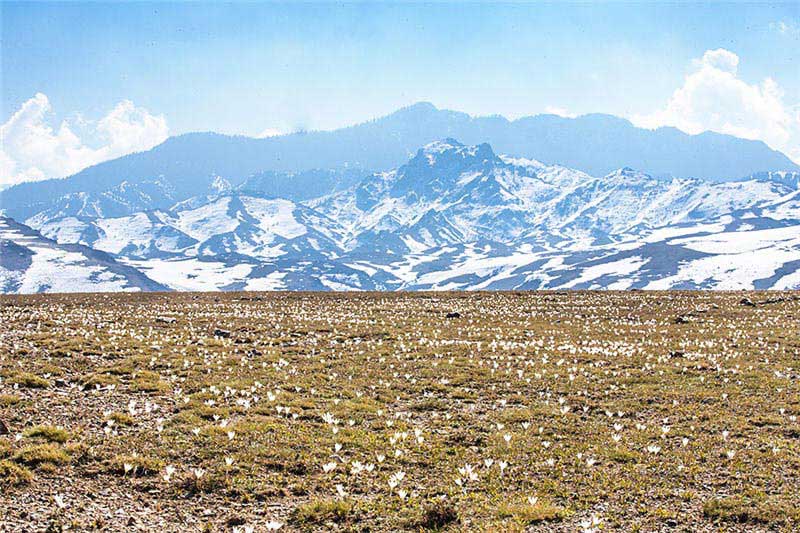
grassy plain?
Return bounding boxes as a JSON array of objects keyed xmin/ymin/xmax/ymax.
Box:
[{"xmin": 1, "ymin": 291, "xmax": 798, "ymax": 532}]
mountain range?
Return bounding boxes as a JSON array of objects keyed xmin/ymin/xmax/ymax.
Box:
[
  {"xmin": 2, "ymin": 102, "xmax": 797, "ymax": 225},
  {"xmin": 1, "ymin": 128, "xmax": 798, "ymax": 293}
]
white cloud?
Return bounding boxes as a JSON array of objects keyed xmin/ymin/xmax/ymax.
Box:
[
  {"xmin": 255, "ymin": 127, "xmax": 286, "ymax": 138},
  {"xmin": 544, "ymin": 106, "xmax": 578, "ymax": 119},
  {"xmin": 0, "ymin": 93, "xmax": 169, "ymax": 188},
  {"xmin": 771, "ymin": 19, "xmax": 800, "ymax": 37},
  {"xmin": 693, "ymin": 48, "xmax": 739, "ymax": 74},
  {"xmin": 633, "ymin": 49, "xmax": 800, "ymax": 164}
]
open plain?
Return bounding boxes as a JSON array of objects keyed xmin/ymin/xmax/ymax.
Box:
[{"xmin": 1, "ymin": 291, "xmax": 798, "ymax": 532}]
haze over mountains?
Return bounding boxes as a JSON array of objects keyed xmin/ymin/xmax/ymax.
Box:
[
  {"xmin": 3, "ymin": 103, "xmax": 798, "ymax": 221},
  {"xmin": 1, "ymin": 104, "xmax": 799, "ymax": 293}
]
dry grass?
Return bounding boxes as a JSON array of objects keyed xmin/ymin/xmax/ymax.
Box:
[
  {"xmin": 290, "ymin": 498, "xmax": 354, "ymax": 525},
  {"xmin": 0, "ymin": 291, "xmax": 798, "ymax": 532},
  {"xmin": 23, "ymin": 425, "xmax": 71, "ymax": 444},
  {"xmin": 12, "ymin": 443, "xmax": 71, "ymax": 467},
  {"xmin": 498, "ymin": 498, "xmax": 567, "ymax": 525},
  {"xmin": 0, "ymin": 459, "xmax": 33, "ymax": 487},
  {"xmin": 10, "ymin": 372, "xmax": 50, "ymax": 389}
]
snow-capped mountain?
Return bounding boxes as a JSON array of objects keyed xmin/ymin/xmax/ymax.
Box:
[
  {"xmin": 314, "ymin": 140, "xmax": 794, "ymax": 251},
  {"xmin": 2, "ymin": 140, "xmax": 798, "ymax": 293},
  {"xmin": 0, "ymin": 217, "xmax": 168, "ymax": 293},
  {"xmin": 22, "ymin": 179, "xmax": 178, "ymax": 225}
]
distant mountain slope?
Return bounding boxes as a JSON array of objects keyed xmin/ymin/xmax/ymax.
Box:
[
  {"xmin": 0, "ymin": 217, "xmax": 169, "ymax": 293},
  {"xmin": 7, "ymin": 139, "xmax": 799, "ymax": 293},
  {"xmin": 239, "ymin": 168, "xmax": 366, "ymax": 202},
  {"xmin": 2, "ymin": 103, "xmax": 796, "ymax": 222}
]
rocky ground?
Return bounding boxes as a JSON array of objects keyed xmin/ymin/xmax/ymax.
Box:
[{"xmin": 1, "ymin": 291, "xmax": 798, "ymax": 532}]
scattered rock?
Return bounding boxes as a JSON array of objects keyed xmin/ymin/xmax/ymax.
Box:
[
  {"xmin": 156, "ymin": 316, "xmax": 176, "ymax": 324},
  {"xmin": 740, "ymin": 297, "xmax": 756, "ymax": 307},
  {"xmin": 226, "ymin": 516, "xmax": 246, "ymax": 527},
  {"xmin": 213, "ymin": 328, "xmax": 231, "ymax": 338},
  {"xmin": 445, "ymin": 312, "xmax": 461, "ymax": 319},
  {"xmin": 675, "ymin": 315, "xmax": 692, "ymax": 324},
  {"xmin": 761, "ymin": 295, "xmax": 799, "ymax": 305}
]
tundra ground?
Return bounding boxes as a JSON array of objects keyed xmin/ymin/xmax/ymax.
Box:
[{"xmin": 1, "ymin": 291, "xmax": 798, "ymax": 532}]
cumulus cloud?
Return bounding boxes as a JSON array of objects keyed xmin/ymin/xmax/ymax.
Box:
[
  {"xmin": 633, "ymin": 49, "xmax": 800, "ymax": 164},
  {"xmin": 693, "ymin": 48, "xmax": 739, "ymax": 74},
  {"xmin": 0, "ymin": 93, "xmax": 169, "ymax": 188}
]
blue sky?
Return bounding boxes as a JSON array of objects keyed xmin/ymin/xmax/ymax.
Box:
[{"xmin": 1, "ymin": 2, "xmax": 799, "ymax": 185}]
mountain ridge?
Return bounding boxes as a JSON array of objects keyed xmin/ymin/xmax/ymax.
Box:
[
  {"xmin": 3, "ymin": 138, "xmax": 798, "ymax": 293},
  {"xmin": 2, "ymin": 103, "xmax": 797, "ymax": 223}
]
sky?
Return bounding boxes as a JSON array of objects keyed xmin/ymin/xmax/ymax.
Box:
[{"xmin": 1, "ymin": 1, "xmax": 799, "ymax": 187}]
